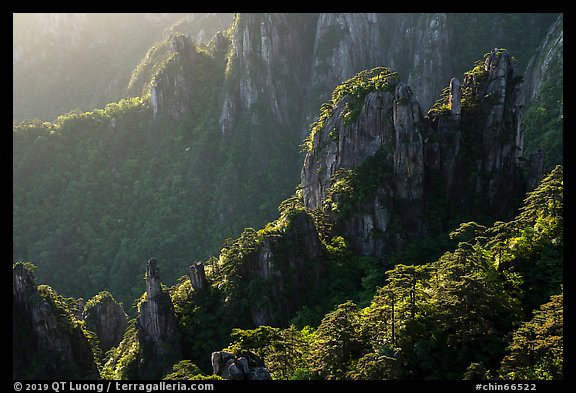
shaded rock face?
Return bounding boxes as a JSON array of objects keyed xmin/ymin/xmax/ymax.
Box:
[
  {"xmin": 188, "ymin": 261, "xmax": 208, "ymax": 292},
  {"xmin": 475, "ymin": 49, "xmax": 525, "ymax": 209},
  {"xmin": 246, "ymin": 212, "xmax": 325, "ymax": 326},
  {"xmin": 302, "ymin": 50, "xmax": 527, "ymax": 258},
  {"xmin": 221, "ymin": 211, "xmax": 326, "ymax": 327},
  {"xmin": 83, "ymin": 293, "xmax": 128, "ymax": 353},
  {"xmin": 211, "ymin": 351, "xmax": 271, "ymax": 380},
  {"xmin": 219, "ymin": 12, "xmax": 452, "ymax": 144},
  {"xmin": 219, "ymin": 13, "xmax": 317, "ymax": 136},
  {"xmin": 301, "ymin": 73, "xmax": 427, "ymax": 255},
  {"xmin": 302, "ymin": 89, "xmax": 397, "ymax": 210},
  {"xmin": 307, "ymin": 13, "xmax": 451, "ymax": 125},
  {"xmin": 527, "ymin": 150, "xmax": 545, "ymax": 191},
  {"xmin": 136, "ymin": 258, "xmax": 182, "ymax": 379},
  {"xmin": 522, "ymin": 15, "xmax": 563, "ymax": 107},
  {"xmin": 150, "ymin": 34, "xmax": 197, "ymax": 118},
  {"xmin": 13, "ymin": 263, "xmax": 99, "ymax": 380}
]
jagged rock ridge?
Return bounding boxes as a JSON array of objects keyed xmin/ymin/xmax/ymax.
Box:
[
  {"xmin": 13, "ymin": 263, "xmax": 99, "ymax": 379},
  {"xmin": 136, "ymin": 258, "xmax": 182, "ymax": 379},
  {"xmin": 83, "ymin": 291, "xmax": 128, "ymax": 353},
  {"xmin": 302, "ymin": 49, "xmax": 527, "ymax": 257}
]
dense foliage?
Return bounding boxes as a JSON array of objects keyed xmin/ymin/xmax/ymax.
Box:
[
  {"xmin": 523, "ymin": 55, "xmax": 563, "ymax": 172},
  {"xmin": 220, "ymin": 166, "xmax": 562, "ymax": 380},
  {"xmin": 13, "ymin": 14, "xmax": 562, "ymax": 381},
  {"xmin": 14, "ymin": 32, "xmax": 276, "ymax": 309},
  {"xmin": 447, "ymin": 13, "xmax": 558, "ymax": 78},
  {"xmin": 303, "ymin": 67, "xmax": 398, "ymax": 152}
]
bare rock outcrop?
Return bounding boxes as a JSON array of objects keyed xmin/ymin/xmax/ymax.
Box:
[
  {"xmin": 83, "ymin": 291, "xmax": 128, "ymax": 353},
  {"xmin": 13, "ymin": 263, "xmax": 99, "ymax": 379},
  {"xmin": 211, "ymin": 351, "xmax": 271, "ymax": 380},
  {"xmin": 136, "ymin": 258, "xmax": 182, "ymax": 379},
  {"xmin": 301, "ymin": 50, "xmax": 527, "ymax": 258}
]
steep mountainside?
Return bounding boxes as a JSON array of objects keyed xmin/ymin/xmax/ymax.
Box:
[
  {"xmin": 522, "ymin": 15, "xmax": 563, "ymax": 173},
  {"xmin": 302, "ymin": 48, "xmax": 527, "ymax": 260},
  {"xmin": 13, "ymin": 263, "xmax": 99, "ymax": 379},
  {"xmin": 13, "ymin": 12, "xmax": 561, "ymax": 317},
  {"xmin": 13, "ymin": 13, "xmax": 233, "ymax": 122},
  {"xmin": 13, "ymin": 23, "xmax": 563, "ymax": 377}
]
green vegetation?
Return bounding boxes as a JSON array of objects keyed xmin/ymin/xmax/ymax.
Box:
[
  {"xmin": 498, "ymin": 292, "xmax": 563, "ymax": 380},
  {"xmin": 213, "ymin": 166, "xmax": 562, "ymax": 379},
  {"xmin": 83, "ymin": 290, "xmax": 121, "ymax": 315},
  {"xmin": 101, "ymin": 321, "xmax": 140, "ymax": 379},
  {"xmin": 303, "ymin": 67, "xmax": 399, "ymax": 152},
  {"xmin": 523, "ymin": 55, "xmax": 563, "ymax": 171},
  {"xmin": 447, "ymin": 13, "xmax": 559, "ymax": 78},
  {"xmin": 13, "ymin": 14, "xmax": 562, "ymax": 381},
  {"xmin": 13, "ymin": 30, "xmax": 259, "ymax": 310}
]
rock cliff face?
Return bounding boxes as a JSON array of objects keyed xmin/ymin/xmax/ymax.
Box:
[
  {"xmin": 305, "ymin": 12, "xmax": 451, "ymax": 133},
  {"xmin": 83, "ymin": 291, "xmax": 128, "ymax": 353},
  {"xmin": 301, "ymin": 50, "xmax": 527, "ymax": 257},
  {"xmin": 219, "ymin": 13, "xmax": 317, "ymax": 136},
  {"xmin": 188, "ymin": 261, "xmax": 208, "ymax": 292},
  {"xmin": 136, "ymin": 258, "xmax": 182, "ymax": 379},
  {"xmin": 521, "ymin": 14, "xmax": 563, "ymax": 179},
  {"xmin": 217, "ymin": 12, "xmax": 452, "ymax": 175},
  {"xmin": 13, "ymin": 263, "xmax": 99, "ymax": 379},
  {"xmin": 522, "ymin": 15, "xmax": 563, "ymax": 106},
  {"xmin": 217, "ymin": 210, "xmax": 325, "ymax": 327},
  {"xmin": 149, "ymin": 34, "xmax": 198, "ymax": 118},
  {"xmin": 211, "ymin": 351, "xmax": 271, "ymax": 380}
]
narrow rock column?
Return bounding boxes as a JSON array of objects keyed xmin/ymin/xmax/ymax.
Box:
[
  {"xmin": 393, "ymin": 82, "xmax": 424, "ymax": 201},
  {"xmin": 449, "ymin": 78, "xmax": 461, "ymax": 119},
  {"xmin": 188, "ymin": 261, "xmax": 208, "ymax": 292},
  {"xmin": 136, "ymin": 258, "xmax": 182, "ymax": 379}
]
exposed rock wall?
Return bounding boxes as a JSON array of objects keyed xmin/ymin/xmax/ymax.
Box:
[
  {"xmin": 13, "ymin": 263, "xmax": 99, "ymax": 379},
  {"xmin": 211, "ymin": 351, "xmax": 271, "ymax": 380},
  {"xmin": 219, "ymin": 210, "xmax": 326, "ymax": 327},
  {"xmin": 301, "ymin": 50, "xmax": 527, "ymax": 258},
  {"xmin": 83, "ymin": 292, "xmax": 128, "ymax": 353},
  {"xmin": 219, "ymin": 13, "xmax": 317, "ymax": 136},
  {"xmin": 522, "ymin": 15, "xmax": 563, "ymax": 106},
  {"xmin": 136, "ymin": 258, "xmax": 182, "ymax": 379},
  {"xmin": 188, "ymin": 261, "xmax": 208, "ymax": 293}
]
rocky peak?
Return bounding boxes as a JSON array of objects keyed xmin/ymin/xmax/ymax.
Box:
[
  {"xmin": 13, "ymin": 263, "xmax": 99, "ymax": 379},
  {"xmin": 146, "ymin": 257, "xmax": 162, "ymax": 299},
  {"xmin": 136, "ymin": 258, "xmax": 182, "ymax": 379},
  {"xmin": 150, "ymin": 33, "xmax": 197, "ymax": 117},
  {"xmin": 301, "ymin": 50, "xmax": 527, "ymax": 258},
  {"xmin": 461, "ymin": 49, "xmax": 525, "ymax": 211},
  {"xmin": 83, "ymin": 291, "xmax": 128, "ymax": 353},
  {"xmin": 12, "ymin": 263, "xmax": 36, "ymax": 309},
  {"xmin": 188, "ymin": 261, "xmax": 208, "ymax": 292},
  {"xmin": 393, "ymin": 82, "xmax": 425, "ymax": 201}
]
